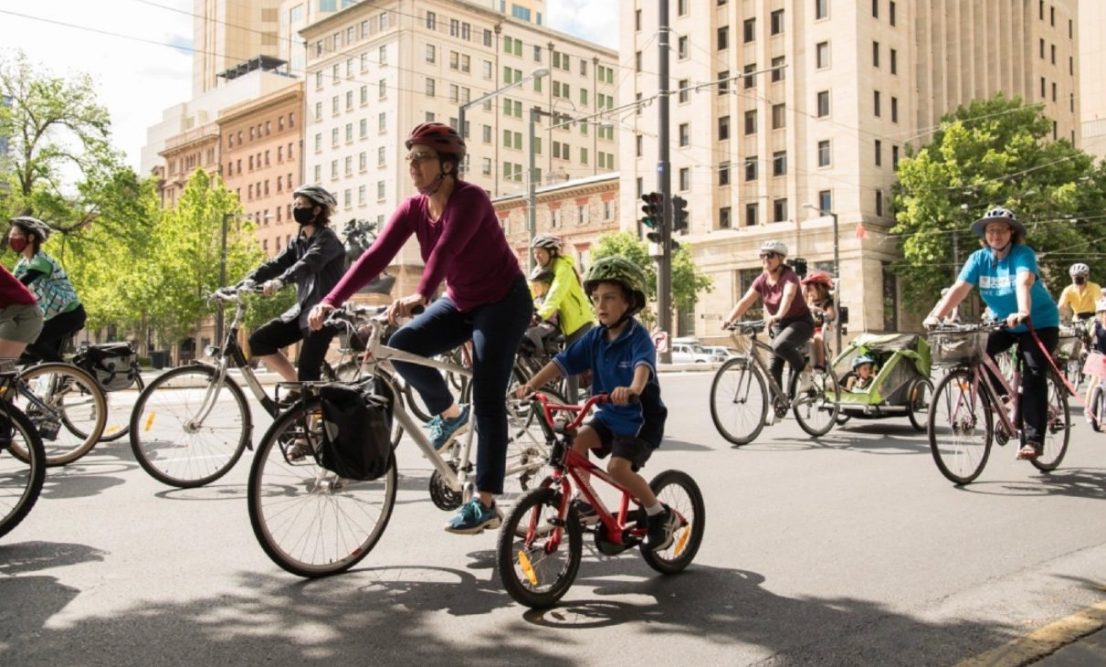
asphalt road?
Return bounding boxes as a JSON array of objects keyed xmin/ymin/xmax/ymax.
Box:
[{"xmin": 3, "ymin": 371, "xmax": 1106, "ymax": 666}]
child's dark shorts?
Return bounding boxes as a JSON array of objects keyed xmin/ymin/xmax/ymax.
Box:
[{"xmin": 585, "ymin": 419, "xmax": 659, "ymax": 472}]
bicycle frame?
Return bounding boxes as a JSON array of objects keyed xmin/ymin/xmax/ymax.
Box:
[{"xmin": 727, "ymin": 325, "xmax": 791, "ymax": 408}]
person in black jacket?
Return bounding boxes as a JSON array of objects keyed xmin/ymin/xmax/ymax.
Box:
[{"xmin": 240, "ymin": 185, "xmax": 346, "ymax": 382}]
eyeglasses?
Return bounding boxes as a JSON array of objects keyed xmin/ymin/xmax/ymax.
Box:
[
  {"xmin": 759, "ymin": 252, "xmax": 779, "ymax": 260},
  {"xmin": 405, "ymin": 151, "xmax": 438, "ymax": 164}
]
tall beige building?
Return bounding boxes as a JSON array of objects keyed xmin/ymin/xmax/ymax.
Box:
[
  {"xmin": 621, "ymin": 0, "xmax": 1081, "ymax": 341},
  {"xmin": 301, "ymin": 0, "xmax": 618, "ymax": 294},
  {"xmin": 193, "ymin": 0, "xmax": 285, "ymax": 95},
  {"xmin": 1079, "ymin": 0, "xmax": 1106, "ymax": 159}
]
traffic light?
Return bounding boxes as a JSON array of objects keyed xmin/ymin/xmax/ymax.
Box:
[
  {"xmin": 671, "ymin": 195, "xmax": 688, "ymax": 233},
  {"xmin": 640, "ymin": 192, "xmax": 663, "ymax": 229}
]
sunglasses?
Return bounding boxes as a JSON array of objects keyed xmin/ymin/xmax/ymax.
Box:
[
  {"xmin": 759, "ymin": 252, "xmax": 779, "ymax": 260},
  {"xmin": 405, "ymin": 151, "xmax": 438, "ymax": 164}
]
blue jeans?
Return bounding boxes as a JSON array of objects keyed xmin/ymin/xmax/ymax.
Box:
[{"xmin": 388, "ymin": 275, "xmax": 531, "ymax": 494}]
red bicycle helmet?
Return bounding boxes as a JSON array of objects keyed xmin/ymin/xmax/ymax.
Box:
[
  {"xmin": 800, "ymin": 270, "xmax": 834, "ymax": 288},
  {"xmin": 405, "ymin": 122, "xmax": 466, "ymax": 162}
]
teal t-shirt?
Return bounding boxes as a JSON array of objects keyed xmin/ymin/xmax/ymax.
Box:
[
  {"xmin": 13, "ymin": 252, "xmax": 80, "ymax": 321},
  {"xmin": 958, "ymin": 244, "xmax": 1059, "ymax": 332}
]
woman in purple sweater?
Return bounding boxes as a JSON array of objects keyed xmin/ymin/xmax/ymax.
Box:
[{"xmin": 308, "ymin": 123, "xmax": 531, "ymax": 534}]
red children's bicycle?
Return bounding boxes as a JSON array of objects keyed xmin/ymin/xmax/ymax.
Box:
[{"xmin": 495, "ymin": 393, "xmax": 706, "ymax": 609}]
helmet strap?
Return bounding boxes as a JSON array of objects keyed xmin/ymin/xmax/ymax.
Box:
[{"xmin": 417, "ymin": 171, "xmax": 446, "ymax": 196}]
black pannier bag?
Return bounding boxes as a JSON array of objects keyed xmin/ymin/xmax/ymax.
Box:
[
  {"xmin": 316, "ymin": 381, "xmax": 393, "ymax": 481},
  {"xmin": 77, "ymin": 343, "xmax": 139, "ymax": 392}
]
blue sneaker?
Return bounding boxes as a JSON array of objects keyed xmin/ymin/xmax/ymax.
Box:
[
  {"xmin": 429, "ymin": 406, "xmax": 469, "ymax": 450},
  {"xmin": 445, "ymin": 498, "xmax": 502, "ymax": 534}
]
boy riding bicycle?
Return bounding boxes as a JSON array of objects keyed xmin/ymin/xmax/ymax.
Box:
[{"xmin": 516, "ymin": 256, "xmax": 676, "ymax": 550}]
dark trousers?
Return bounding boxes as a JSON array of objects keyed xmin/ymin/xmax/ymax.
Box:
[
  {"xmin": 985, "ymin": 326, "xmax": 1059, "ymax": 445},
  {"xmin": 770, "ymin": 318, "xmax": 814, "ymax": 394},
  {"xmin": 247, "ymin": 317, "xmax": 338, "ymax": 382},
  {"xmin": 26, "ymin": 304, "xmax": 87, "ymax": 363},
  {"xmin": 389, "ymin": 275, "xmax": 532, "ymax": 495}
]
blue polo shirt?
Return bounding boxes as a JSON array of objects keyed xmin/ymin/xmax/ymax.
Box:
[
  {"xmin": 554, "ymin": 318, "xmax": 667, "ymax": 446},
  {"xmin": 959, "ymin": 244, "xmax": 1059, "ymax": 332}
]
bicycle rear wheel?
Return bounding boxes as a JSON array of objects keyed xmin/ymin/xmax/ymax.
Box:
[
  {"xmin": 0, "ymin": 406, "xmax": 46, "ymax": 539},
  {"xmin": 929, "ymin": 367, "xmax": 992, "ymax": 485},
  {"xmin": 11, "ymin": 362, "xmax": 107, "ymax": 466},
  {"xmin": 99, "ymin": 374, "xmax": 146, "ymax": 442},
  {"xmin": 1091, "ymin": 385, "xmax": 1104, "ymax": 433},
  {"xmin": 709, "ymin": 357, "xmax": 768, "ymax": 446},
  {"xmin": 248, "ymin": 398, "xmax": 396, "ymax": 577},
  {"xmin": 129, "ymin": 366, "xmax": 250, "ymax": 488},
  {"xmin": 790, "ymin": 368, "xmax": 840, "ymax": 437},
  {"xmin": 907, "ymin": 378, "xmax": 934, "ymax": 433},
  {"xmin": 496, "ymin": 487, "xmax": 581, "ymax": 609},
  {"xmin": 1031, "ymin": 375, "xmax": 1070, "ymax": 472},
  {"xmin": 640, "ymin": 469, "xmax": 705, "ymax": 575}
]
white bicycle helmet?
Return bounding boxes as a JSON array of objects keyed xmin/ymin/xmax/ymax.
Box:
[
  {"xmin": 9, "ymin": 216, "xmax": 52, "ymax": 241},
  {"xmin": 531, "ymin": 234, "xmax": 562, "ymax": 252},
  {"xmin": 759, "ymin": 239, "xmax": 788, "ymax": 257},
  {"xmin": 1069, "ymin": 263, "xmax": 1090, "ymax": 277}
]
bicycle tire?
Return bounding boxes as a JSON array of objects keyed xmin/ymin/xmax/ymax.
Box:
[
  {"xmin": 0, "ymin": 406, "xmax": 46, "ymax": 539},
  {"xmin": 1091, "ymin": 385, "xmax": 1104, "ymax": 433},
  {"xmin": 11, "ymin": 362, "xmax": 107, "ymax": 466},
  {"xmin": 790, "ymin": 367, "xmax": 841, "ymax": 437},
  {"xmin": 906, "ymin": 378, "xmax": 934, "ymax": 433},
  {"xmin": 640, "ymin": 469, "xmax": 705, "ymax": 575},
  {"xmin": 928, "ymin": 367, "xmax": 992, "ymax": 485},
  {"xmin": 248, "ymin": 397, "xmax": 397, "ymax": 578},
  {"xmin": 709, "ymin": 357, "xmax": 768, "ymax": 446},
  {"xmin": 1065, "ymin": 356, "xmax": 1084, "ymax": 392},
  {"xmin": 496, "ymin": 486, "xmax": 582, "ymax": 609},
  {"xmin": 500, "ymin": 388, "xmax": 561, "ymax": 508},
  {"xmin": 1031, "ymin": 375, "xmax": 1070, "ymax": 472},
  {"xmin": 129, "ymin": 365, "xmax": 251, "ymax": 488},
  {"xmin": 99, "ymin": 373, "xmax": 146, "ymax": 442}
]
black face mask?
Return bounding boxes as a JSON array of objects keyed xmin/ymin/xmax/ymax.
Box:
[
  {"xmin": 1075, "ymin": 276, "xmax": 1087, "ymax": 285},
  {"xmin": 293, "ymin": 207, "xmax": 316, "ymax": 225}
]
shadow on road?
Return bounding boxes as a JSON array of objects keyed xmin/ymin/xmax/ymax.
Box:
[
  {"xmin": 954, "ymin": 467, "xmax": 1106, "ymax": 500},
  {"xmin": 0, "ymin": 540, "xmax": 107, "ymax": 575}
]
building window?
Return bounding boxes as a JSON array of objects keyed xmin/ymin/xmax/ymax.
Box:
[
  {"xmin": 744, "ymin": 110, "xmax": 757, "ymax": 134},
  {"xmin": 815, "ymin": 0, "xmax": 828, "ymax": 20},
  {"xmin": 743, "ymin": 18, "xmax": 755, "ymax": 43},
  {"xmin": 875, "ymin": 190, "xmax": 884, "ymax": 216},
  {"xmin": 772, "ymin": 151, "xmax": 787, "ymax": 176},
  {"xmin": 874, "ymin": 90, "xmax": 881, "ymax": 116},
  {"xmin": 773, "ymin": 198, "xmax": 788, "ymax": 222},
  {"xmin": 679, "ymin": 123, "xmax": 689, "ymax": 147},
  {"xmin": 818, "ymin": 189, "xmax": 832, "ymax": 213},
  {"xmin": 816, "ymin": 41, "xmax": 830, "ymax": 68},
  {"xmin": 772, "ymin": 104, "xmax": 786, "ymax": 129},
  {"xmin": 720, "ymin": 206, "xmax": 732, "ymax": 229},
  {"xmin": 678, "ymin": 79, "xmax": 689, "ymax": 103},
  {"xmin": 890, "ymin": 48, "xmax": 897, "ymax": 74},
  {"xmin": 425, "ymin": 78, "xmax": 435, "ymax": 97},
  {"xmin": 817, "ymin": 90, "xmax": 830, "ymax": 117},
  {"xmin": 771, "ymin": 56, "xmax": 785, "ymax": 82},
  {"xmin": 873, "ymin": 41, "xmax": 880, "ymax": 67},
  {"xmin": 770, "ymin": 9, "xmax": 784, "ymax": 34},
  {"xmin": 718, "ymin": 70, "xmax": 730, "ymax": 95},
  {"xmin": 719, "ymin": 161, "xmax": 730, "ymax": 185},
  {"xmin": 817, "ymin": 140, "xmax": 831, "ymax": 167},
  {"xmin": 719, "ymin": 115, "xmax": 730, "ymax": 140},
  {"xmin": 717, "ymin": 26, "xmax": 728, "ymax": 50},
  {"xmin": 891, "ymin": 96, "xmax": 898, "ymax": 122},
  {"xmin": 743, "ymin": 63, "xmax": 756, "ymax": 88},
  {"xmin": 679, "ymin": 167, "xmax": 690, "ymax": 191},
  {"xmin": 872, "ymin": 0, "xmax": 879, "ymax": 18},
  {"xmin": 890, "ymin": 1, "xmax": 896, "ymax": 26},
  {"xmin": 678, "ymin": 36, "xmax": 688, "ymax": 59},
  {"xmin": 875, "ymin": 139, "xmax": 882, "ymax": 166},
  {"xmin": 745, "ymin": 157, "xmax": 758, "ymax": 181},
  {"xmin": 745, "ymin": 203, "xmax": 758, "ymax": 227}
]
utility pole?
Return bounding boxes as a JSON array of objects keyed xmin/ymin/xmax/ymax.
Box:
[
  {"xmin": 656, "ymin": 0, "xmax": 673, "ymax": 363},
  {"xmin": 215, "ymin": 211, "xmax": 230, "ymax": 344}
]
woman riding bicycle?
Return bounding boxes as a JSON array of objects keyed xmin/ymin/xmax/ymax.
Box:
[
  {"xmin": 924, "ymin": 206, "xmax": 1060, "ymax": 461},
  {"xmin": 308, "ymin": 122, "xmax": 531, "ymax": 535},
  {"xmin": 8, "ymin": 216, "xmax": 86, "ymax": 362},
  {"xmin": 529, "ymin": 234, "xmax": 594, "ymax": 348},
  {"xmin": 722, "ymin": 240, "xmax": 814, "ymax": 396},
  {"xmin": 239, "ymin": 185, "xmax": 346, "ymax": 384}
]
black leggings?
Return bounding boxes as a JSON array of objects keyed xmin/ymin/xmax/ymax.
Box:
[
  {"xmin": 25, "ymin": 304, "xmax": 87, "ymax": 363},
  {"xmin": 770, "ymin": 317, "xmax": 814, "ymax": 394},
  {"xmin": 247, "ymin": 317, "xmax": 337, "ymax": 382},
  {"xmin": 984, "ymin": 327, "xmax": 1058, "ymax": 446}
]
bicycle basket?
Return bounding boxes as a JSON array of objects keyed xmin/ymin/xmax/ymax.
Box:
[
  {"xmin": 315, "ymin": 381, "xmax": 393, "ymax": 481},
  {"xmin": 1055, "ymin": 334, "xmax": 1082, "ymax": 359},
  {"xmin": 76, "ymin": 343, "xmax": 139, "ymax": 392},
  {"xmin": 928, "ymin": 330, "xmax": 987, "ymax": 366}
]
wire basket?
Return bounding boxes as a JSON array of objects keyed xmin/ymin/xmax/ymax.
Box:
[
  {"xmin": 928, "ymin": 330, "xmax": 988, "ymax": 366},
  {"xmin": 1055, "ymin": 334, "xmax": 1082, "ymax": 359}
]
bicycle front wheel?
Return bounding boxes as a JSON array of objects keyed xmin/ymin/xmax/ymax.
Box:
[
  {"xmin": 500, "ymin": 388, "xmax": 561, "ymax": 508},
  {"xmin": 12, "ymin": 362, "xmax": 107, "ymax": 466},
  {"xmin": 709, "ymin": 357, "xmax": 768, "ymax": 446},
  {"xmin": 129, "ymin": 366, "xmax": 250, "ymax": 488},
  {"xmin": 790, "ymin": 368, "xmax": 840, "ymax": 437},
  {"xmin": 248, "ymin": 398, "xmax": 397, "ymax": 577},
  {"xmin": 640, "ymin": 469, "xmax": 705, "ymax": 575},
  {"xmin": 1032, "ymin": 375, "xmax": 1070, "ymax": 472},
  {"xmin": 1091, "ymin": 385, "xmax": 1104, "ymax": 433},
  {"xmin": 496, "ymin": 487, "xmax": 581, "ymax": 609},
  {"xmin": 929, "ymin": 367, "xmax": 992, "ymax": 485},
  {"xmin": 100, "ymin": 373, "xmax": 146, "ymax": 442},
  {"xmin": 0, "ymin": 406, "xmax": 46, "ymax": 539}
]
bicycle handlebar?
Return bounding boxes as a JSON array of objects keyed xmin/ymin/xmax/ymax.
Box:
[{"xmin": 726, "ymin": 319, "xmax": 766, "ymax": 334}]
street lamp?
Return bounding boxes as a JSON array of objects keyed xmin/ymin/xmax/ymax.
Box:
[
  {"xmin": 458, "ymin": 67, "xmax": 549, "ymax": 175},
  {"xmin": 803, "ymin": 203, "xmax": 841, "ymax": 354}
]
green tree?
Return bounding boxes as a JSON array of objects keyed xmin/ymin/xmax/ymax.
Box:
[
  {"xmin": 589, "ymin": 232, "xmax": 713, "ymax": 328},
  {"xmin": 892, "ymin": 94, "xmax": 1106, "ymax": 311}
]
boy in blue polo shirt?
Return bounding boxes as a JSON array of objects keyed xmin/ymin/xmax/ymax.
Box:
[{"xmin": 516, "ymin": 256, "xmax": 674, "ymax": 550}]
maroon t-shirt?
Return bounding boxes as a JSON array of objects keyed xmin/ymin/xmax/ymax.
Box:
[
  {"xmin": 0, "ymin": 265, "xmax": 36, "ymax": 307},
  {"xmin": 752, "ymin": 266, "xmax": 811, "ymax": 320}
]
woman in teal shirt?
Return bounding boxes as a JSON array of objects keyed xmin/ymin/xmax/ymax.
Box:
[
  {"xmin": 8, "ymin": 216, "xmax": 86, "ymax": 362},
  {"xmin": 924, "ymin": 207, "xmax": 1059, "ymax": 460}
]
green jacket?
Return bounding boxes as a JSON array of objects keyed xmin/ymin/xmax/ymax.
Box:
[{"xmin": 536, "ymin": 255, "xmax": 594, "ymax": 337}]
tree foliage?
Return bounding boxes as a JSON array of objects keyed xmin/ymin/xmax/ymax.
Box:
[
  {"xmin": 589, "ymin": 232, "xmax": 714, "ymax": 328},
  {"xmin": 892, "ymin": 94, "xmax": 1106, "ymax": 310}
]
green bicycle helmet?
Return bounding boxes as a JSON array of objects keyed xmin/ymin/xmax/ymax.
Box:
[{"xmin": 583, "ymin": 255, "xmax": 649, "ymax": 318}]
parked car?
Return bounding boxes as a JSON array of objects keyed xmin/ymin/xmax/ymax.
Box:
[
  {"xmin": 704, "ymin": 345, "xmax": 739, "ymax": 363},
  {"xmin": 670, "ymin": 340, "xmax": 713, "ymax": 364}
]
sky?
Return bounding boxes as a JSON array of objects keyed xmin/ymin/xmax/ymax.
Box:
[{"xmin": 1, "ymin": 0, "xmax": 618, "ymax": 174}]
